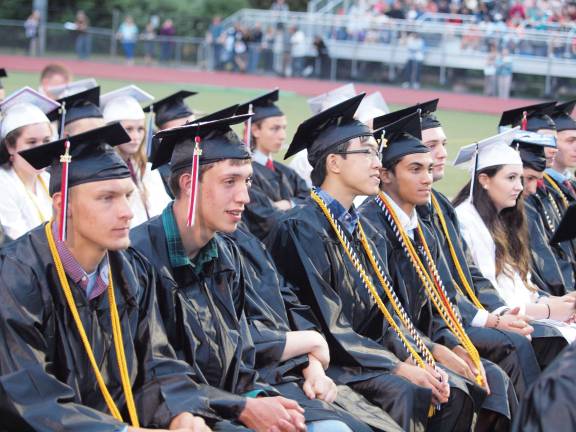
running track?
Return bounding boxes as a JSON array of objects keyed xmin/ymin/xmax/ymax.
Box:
[{"xmin": 1, "ymin": 54, "xmax": 543, "ymax": 114}]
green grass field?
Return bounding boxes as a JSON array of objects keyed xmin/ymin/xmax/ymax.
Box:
[{"xmin": 5, "ymin": 71, "xmax": 501, "ymax": 197}]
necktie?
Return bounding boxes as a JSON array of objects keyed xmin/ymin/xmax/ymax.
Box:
[{"xmin": 266, "ymin": 159, "xmax": 276, "ymax": 172}]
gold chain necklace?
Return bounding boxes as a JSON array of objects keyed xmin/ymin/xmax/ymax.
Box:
[
  {"xmin": 377, "ymin": 193, "xmax": 484, "ymax": 386},
  {"xmin": 45, "ymin": 222, "xmax": 140, "ymax": 427},
  {"xmin": 430, "ymin": 194, "xmax": 484, "ymax": 310}
]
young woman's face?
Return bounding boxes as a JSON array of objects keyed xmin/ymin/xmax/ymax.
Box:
[
  {"xmin": 8, "ymin": 122, "xmax": 53, "ymax": 176},
  {"xmin": 253, "ymin": 116, "xmax": 287, "ymax": 155},
  {"xmin": 479, "ymin": 164, "xmax": 524, "ymax": 212},
  {"xmin": 117, "ymin": 119, "xmax": 146, "ymax": 158}
]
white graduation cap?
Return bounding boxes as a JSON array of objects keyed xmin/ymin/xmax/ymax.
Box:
[
  {"xmin": 453, "ymin": 127, "xmax": 522, "ymax": 200},
  {"xmin": 0, "ymin": 87, "xmax": 60, "ymax": 139},
  {"xmin": 101, "ymin": 85, "xmax": 155, "ymax": 123},
  {"xmin": 307, "ymin": 83, "xmax": 357, "ymax": 114},
  {"xmin": 355, "ymin": 92, "xmax": 390, "ymax": 123},
  {"xmin": 46, "ymin": 78, "xmax": 98, "ymax": 100}
]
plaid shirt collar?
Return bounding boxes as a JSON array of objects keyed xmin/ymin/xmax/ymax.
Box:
[
  {"xmin": 51, "ymin": 222, "xmax": 110, "ymax": 300},
  {"xmin": 161, "ymin": 202, "xmax": 219, "ymax": 275},
  {"xmin": 313, "ymin": 186, "xmax": 359, "ymax": 235}
]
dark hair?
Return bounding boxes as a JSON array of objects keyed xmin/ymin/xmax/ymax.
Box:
[
  {"xmin": 0, "ymin": 127, "xmax": 25, "ymax": 166},
  {"xmin": 169, "ymin": 158, "xmax": 251, "ymax": 199},
  {"xmin": 250, "ymin": 119, "xmax": 264, "ymax": 151},
  {"xmin": 40, "ymin": 63, "xmax": 71, "ymax": 81},
  {"xmin": 453, "ymin": 165, "xmax": 531, "ymax": 282},
  {"xmin": 310, "ymin": 135, "xmax": 374, "ymax": 187}
]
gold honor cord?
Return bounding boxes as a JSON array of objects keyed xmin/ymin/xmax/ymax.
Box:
[
  {"xmin": 310, "ymin": 191, "xmax": 437, "ymax": 416},
  {"xmin": 16, "ymin": 173, "xmax": 50, "ymax": 223},
  {"xmin": 45, "ymin": 222, "xmax": 140, "ymax": 427},
  {"xmin": 543, "ymin": 173, "xmax": 570, "ymax": 209},
  {"xmin": 430, "ymin": 194, "xmax": 484, "ymax": 310},
  {"xmin": 377, "ymin": 194, "xmax": 484, "ymax": 387}
]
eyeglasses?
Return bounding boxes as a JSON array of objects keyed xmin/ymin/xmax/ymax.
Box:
[{"xmin": 333, "ymin": 148, "xmax": 382, "ymax": 162}]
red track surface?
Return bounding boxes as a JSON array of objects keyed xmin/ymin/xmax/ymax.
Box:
[{"xmin": 1, "ymin": 54, "xmax": 543, "ymax": 114}]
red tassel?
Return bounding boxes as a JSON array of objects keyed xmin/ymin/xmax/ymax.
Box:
[
  {"xmin": 186, "ymin": 136, "xmax": 202, "ymax": 227},
  {"xmin": 243, "ymin": 104, "xmax": 253, "ymax": 148},
  {"xmin": 58, "ymin": 140, "xmax": 72, "ymax": 241},
  {"xmin": 521, "ymin": 111, "xmax": 528, "ymax": 130}
]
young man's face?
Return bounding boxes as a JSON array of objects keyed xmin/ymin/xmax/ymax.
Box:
[
  {"xmin": 421, "ymin": 126, "xmax": 447, "ymax": 182},
  {"xmin": 536, "ymin": 128, "xmax": 558, "ymax": 167},
  {"xmin": 555, "ymin": 129, "xmax": 576, "ymax": 170},
  {"xmin": 65, "ymin": 177, "xmax": 135, "ymax": 251},
  {"xmin": 522, "ymin": 167, "xmax": 543, "ymax": 196},
  {"xmin": 381, "ymin": 152, "xmax": 434, "ymax": 206},
  {"xmin": 334, "ymin": 136, "xmax": 382, "ymax": 196},
  {"xmin": 196, "ymin": 159, "xmax": 253, "ymax": 234},
  {"xmin": 253, "ymin": 115, "xmax": 287, "ymax": 155}
]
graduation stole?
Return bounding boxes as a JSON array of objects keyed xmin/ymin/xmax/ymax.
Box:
[
  {"xmin": 543, "ymin": 172, "xmax": 570, "ymax": 209},
  {"xmin": 430, "ymin": 194, "xmax": 484, "ymax": 310},
  {"xmin": 376, "ymin": 193, "xmax": 484, "ymax": 387},
  {"xmin": 45, "ymin": 222, "xmax": 140, "ymax": 427},
  {"xmin": 311, "ymin": 190, "xmax": 440, "ymax": 416}
]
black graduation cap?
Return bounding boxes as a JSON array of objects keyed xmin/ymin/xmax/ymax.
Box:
[
  {"xmin": 197, "ymin": 104, "xmax": 239, "ymax": 123},
  {"xmin": 284, "ymin": 93, "xmax": 372, "ymax": 166},
  {"xmin": 551, "ymin": 100, "xmax": 576, "ymax": 132},
  {"xmin": 550, "ymin": 203, "xmax": 576, "ymax": 244},
  {"xmin": 373, "ymin": 99, "xmax": 439, "ymax": 132},
  {"xmin": 498, "ymin": 102, "xmax": 557, "ymax": 132},
  {"xmin": 510, "ymin": 131, "xmax": 556, "ymax": 172},
  {"xmin": 0, "ymin": 68, "xmax": 7, "ymax": 89},
  {"xmin": 376, "ymin": 111, "xmax": 428, "ymax": 166},
  {"xmin": 143, "ymin": 90, "xmax": 196, "ymax": 128},
  {"xmin": 237, "ymin": 89, "xmax": 284, "ymax": 123},
  {"xmin": 49, "ymin": 86, "xmax": 103, "ymax": 127},
  {"xmin": 19, "ymin": 122, "xmax": 131, "ymax": 241},
  {"xmin": 151, "ymin": 114, "xmax": 252, "ymax": 171}
]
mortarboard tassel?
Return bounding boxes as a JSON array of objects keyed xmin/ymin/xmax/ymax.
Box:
[
  {"xmin": 469, "ymin": 143, "xmax": 479, "ymax": 203},
  {"xmin": 243, "ymin": 104, "xmax": 253, "ymax": 149},
  {"xmin": 58, "ymin": 103, "xmax": 67, "ymax": 139},
  {"xmin": 186, "ymin": 135, "xmax": 202, "ymax": 227},
  {"xmin": 58, "ymin": 140, "xmax": 72, "ymax": 241},
  {"xmin": 521, "ymin": 111, "xmax": 528, "ymax": 131},
  {"xmin": 145, "ymin": 108, "xmax": 155, "ymax": 158}
]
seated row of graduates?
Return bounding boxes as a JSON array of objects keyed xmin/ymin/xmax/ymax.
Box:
[{"xmin": 0, "ymin": 80, "xmax": 575, "ymax": 431}]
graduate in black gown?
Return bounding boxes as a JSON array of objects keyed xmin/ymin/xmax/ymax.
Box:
[
  {"xmin": 512, "ymin": 340, "xmax": 576, "ymax": 432},
  {"xmin": 499, "ymin": 102, "xmax": 576, "ymax": 289},
  {"xmin": 229, "ymin": 221, "xmax": 404, "ymax": 432},
  {"xmin": 359, "ymin": 111, "xmax": 521, "ymax": 431},
  {"xmin": 377, "ymin": 101, "xmax": 541, "ymax": 395},
  {"xmin": 266, "ymin": 94, "xmax": 479, "ymax": 432},
  {"xmin": 236, "ymin": 89, "xmax": 309, "ymax": 240},
  {"xmin": 130, "ymin": 115, "xmax": 374, "ymax": 432},
  {"xmin": 511, "ymin": 131, "xmax": 575, "ymax": 294},
  {"xmin": 145, "ymin": 90, "xmax": 198, "ymax": 197},
  {"xmin": 0, "ymin": 123, "xmax": 214, "ymax": 431}
]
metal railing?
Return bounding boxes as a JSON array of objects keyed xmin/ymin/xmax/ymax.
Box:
[{"xmin": 0, "ymin": 19, "xmax": 207, "ymax": 66}]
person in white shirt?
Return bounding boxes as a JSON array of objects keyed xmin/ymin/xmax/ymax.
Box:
[
  {"xmin": 452, "ymin": 131, "xmax": 576, "ymax": 347},
  {"xmin": 0, "ymin": 87, "xmax": 59, "ymax": 240},
  {"xmin": 101, "ymin": 85, "xmax": 170, "ymax": 227}
]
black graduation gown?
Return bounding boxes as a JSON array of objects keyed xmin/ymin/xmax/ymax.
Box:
[
  {"xmin": 0, "ymin": 224, "xmax": 219, "ymax": 431},
  {"xmin": 242, "ymin": 160, "xmax": 309, "ymax": 240},
  {"xmin": 130, "ymin": 216, "xmax": 372, "ymax": 429},
  {"xmin": 525, "ymin": 200, "xmax": 571, "ymax": 295},
  {"xmin": 265, "ymin": 198, "xmax": 479, "ymax": 432},
  {"xmin": 359, "ymin": 197, "xmax": 518, "ymax": 427},
  {"xmin": 511, "ymin": 341, "xmax": 576, "ymax": 432},
  {"xmin": 526, "ymin": 190, "xmax": 576, "ymax": 292},
  {"xmin": 229, "ymin": 223, "xmax": 404, "ymax": 432},
  {"xmin": 418, "ymin": 190, "xmax": 541, "ymax": 397}
]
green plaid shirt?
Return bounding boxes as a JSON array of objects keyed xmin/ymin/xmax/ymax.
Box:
[{"xmin": 161, "ymin": 202, "xmax": 218, "ymax": 275}]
